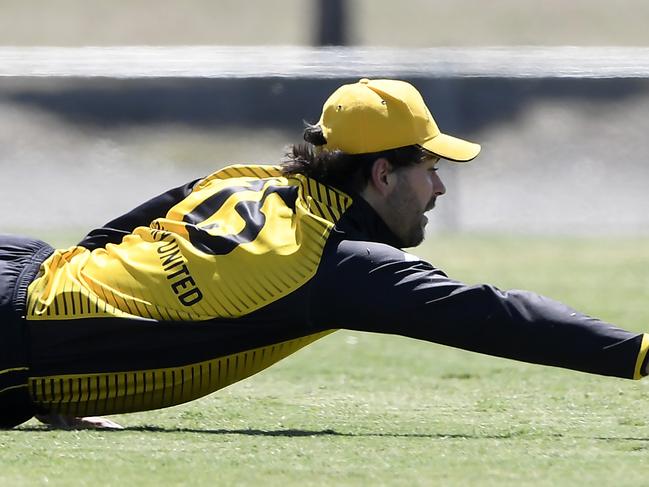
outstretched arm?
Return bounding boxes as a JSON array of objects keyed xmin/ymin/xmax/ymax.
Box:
[{"xmin": 312, "ymin": 240, "xmax": 648, "ymax": 379}]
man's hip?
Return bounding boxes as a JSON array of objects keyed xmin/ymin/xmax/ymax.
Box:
[{"xmin": 0, "ymin": 234, "xmax": 53, "ymax": 428}]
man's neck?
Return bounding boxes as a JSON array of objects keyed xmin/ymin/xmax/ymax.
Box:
[{"xmin": 339, "ymin": 190, "xmax": 405, "ymax": 249}]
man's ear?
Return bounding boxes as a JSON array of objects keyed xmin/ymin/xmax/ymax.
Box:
[{"xmin": 369, "ymin": 158, "xmax": 395, "ymax": 197}]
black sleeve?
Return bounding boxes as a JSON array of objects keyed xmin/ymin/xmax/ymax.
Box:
[
  {"xmin": 77, "ymin": 179, "xmax": 201, "ymax": 250},
  {"xmin": 311, "ymin": 240, "xmax": 645, "ymax": 379}
]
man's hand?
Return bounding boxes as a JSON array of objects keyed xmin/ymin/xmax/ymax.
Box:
[{"xmin": 36, "ymin": 413, "xmax": 124, "ymax": 430}]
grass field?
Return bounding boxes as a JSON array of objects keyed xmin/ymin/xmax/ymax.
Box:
[{"xmin": 3, "ymin": 234, "xmax": 649, "ymax": 486}]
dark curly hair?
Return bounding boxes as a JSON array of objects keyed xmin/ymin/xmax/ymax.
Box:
[{"xmin": 281, "ymin": 124, "xmax": 433, "ymax": 193}]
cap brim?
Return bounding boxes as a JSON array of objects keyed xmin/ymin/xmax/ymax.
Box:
[{"xmin": 421, "ymin": 133, "xmax": 481, "ymax": 162}]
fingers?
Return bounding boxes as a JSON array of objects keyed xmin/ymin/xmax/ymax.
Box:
[{"xmin": 35, "ymin": 413, "xmax": 124, "ymax": 430}]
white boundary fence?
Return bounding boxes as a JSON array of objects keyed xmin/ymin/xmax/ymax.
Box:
[
  {"xmin": 1, "ymin": 46, "xmax": 649, "ymax": 78},
  {"xmin": 2, "ymin": 46, "xmax": 649, "ymax": 235}
]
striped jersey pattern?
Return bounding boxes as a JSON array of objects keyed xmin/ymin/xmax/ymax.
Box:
[
  {"xmin": 26, "ymin": 165, "xmax": 352, "ymax": 322},
  {"xmin": 29, "ymin": 331, "xmax": 335, "ymax": 416},
  {"xmin": 25, "ymin": 165, "xmax": 352, "ymax": 415}
]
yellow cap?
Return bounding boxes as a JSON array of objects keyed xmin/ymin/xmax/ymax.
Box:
[{"xmin": 317, "ymin": 78, "xmax": 481, "ymax": 162}]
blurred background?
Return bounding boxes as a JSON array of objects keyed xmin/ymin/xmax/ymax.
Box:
[{"xmin": 1, "ymin": 0, "xmax": 648, "ymax": 241}]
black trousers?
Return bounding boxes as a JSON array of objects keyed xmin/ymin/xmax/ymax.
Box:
[{"xmin": 0, "ymin": 235, "xmax": 53, "ymax": 428}]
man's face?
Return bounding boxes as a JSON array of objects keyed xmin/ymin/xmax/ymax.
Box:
[{"xmin": 385, "ymin": 157, "xmax": 446, "ymax": 247}]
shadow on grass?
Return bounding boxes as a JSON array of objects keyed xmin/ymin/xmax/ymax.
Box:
[
  {"xmin": 122, "ymin": 426, "xmax": 515, "ymax": 439},
  {"xmin": 15, "ymin": 424, "xmax": 568, "ymax": 440},
  {"xmin": 16, "ymin": 424, "xmax": 649, "ymax": 441}
]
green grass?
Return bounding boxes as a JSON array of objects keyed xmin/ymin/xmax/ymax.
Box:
[{"xmin": 4, "ymin": 234, "xmax": 649, "ymax": 486}]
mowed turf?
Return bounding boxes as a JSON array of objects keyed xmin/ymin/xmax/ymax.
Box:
[{"xmin": 3, "ymin": 234, "xmax": 649, "ymax": 486}]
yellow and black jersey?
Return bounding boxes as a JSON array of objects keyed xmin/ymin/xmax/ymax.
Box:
[
  {"xmin": 1, "ymin": 164, "xmax": 648, "ymax": 426},
  {"xmin": 27, "ymin": 165, "xmax": 352, "ymax": 322},
  {"xmin": 24, "ymin": 164, "xmax": 354, "ymax": 416}
]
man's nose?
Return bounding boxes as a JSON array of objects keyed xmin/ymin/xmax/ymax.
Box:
[{"xmin": 433, "ymin": 172, "xmax": 446, "ymax": 196}]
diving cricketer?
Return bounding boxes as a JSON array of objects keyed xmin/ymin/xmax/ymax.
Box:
[{"xmin": 1, "ymin": 78, "xmax": 646, "ymax": 429}]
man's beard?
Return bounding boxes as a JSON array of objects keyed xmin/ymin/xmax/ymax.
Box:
[
  {"xmin": 403, "ymin": 211, "xmax": 429, "ymax": 248},
  {"xmin": 386, "ymin": 191, "xmax": 436, "ymax": 248}
]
